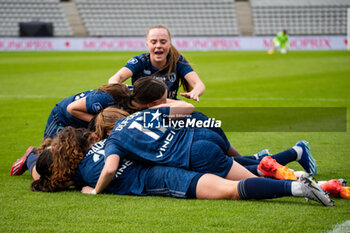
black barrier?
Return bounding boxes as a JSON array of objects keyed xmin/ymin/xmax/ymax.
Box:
[{"xmin": 19, "ymin": 22, "xmax": 53, "ymax": 37}]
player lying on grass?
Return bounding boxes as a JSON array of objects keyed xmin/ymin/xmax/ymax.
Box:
[
  {"xmin": 12, "ymin": 78, "xmax": 318, "ymax": 182},
  {"xmin": 93, "ymin": 79, "xmax": 320, "ymax": 194},
  {"xmin": 108, "ymin": 24, "xmax": 205, "ymax": 102},
  {"xmin": 11, "ymin": 78, "xmax": 182, "ymax": 179},
  {"xmin": 11, "ymin": 77, "xmax": 237, "ymax": 180},
  {"xmin": 10, "ymin": 83, "xmax": 134, "ymax": 179},
  {"xmin": 31, "ymin": 126, "xmax": 334, "ymax": 206},
  {"xmin": 17, "ymin": 107, "xmax": 348, "ymax": 201},
  {"xmin": 92, "ymin": 107, "xmax": 310, "ymax": 182}
]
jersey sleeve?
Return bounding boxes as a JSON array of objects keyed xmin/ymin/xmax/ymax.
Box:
[
  {"xmin": 85, "ymin": 91, "xmax": 115, "ymax": 114},
  {"xmin": 177, "ymin": 55, "xmax": 194, "ymax": 77},
  {"xmin": 105, "ymin": 138, "xmax": 126, "ymax": 160},
  {"xmin": 124, "ymin": 55, "xmax": 144, "ymax": 75}
]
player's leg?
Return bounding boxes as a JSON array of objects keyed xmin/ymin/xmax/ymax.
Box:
[
  {"xmin": 237, "ymin": 176, "xmax": 333, "ymax": 206},
  {"xmin": 10, "ymin": 147, "xmax": 37, "ymax": 176},
  {"xmin": 244, "ymin": 141, "xmax": 318, "ymax": 175},
  {"xmin": 293, "ymin": 141, "xmax": 318, "ymax": 175},
  {"xmin": 280, "ymin": 43, "xmax": 287, "ymax": 54},
  {"xmin": 272, "ymin": 38, "xmax": 280, "ymax": 52},
  {"xmin": 225, "ymin": 161, "xmax": 257, "ymax": 180},
  {"xmin": 10, "ymin": 147, "xmax": 42, "ymax": 180},
  {"xmin": 196, "ymin": 174, "xmax": 334, "ymax": 206},
  {"xmin": 196, "ymin": 174, "xmax": 239, "ymax": 199}
]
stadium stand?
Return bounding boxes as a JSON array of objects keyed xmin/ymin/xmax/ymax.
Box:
[
  {"xmin": 75, "ymin": 0, "xmax": 240, "ymax": 37},
  {"xmin": 0, "ymin": 0, "xmax": 348, "ymax": 37},
  {"xmin": 251, "ymin": 0, "xmax": 350, "ymax": 35},
  {"xmin": 0, "ymin": 0, "xmax": 73, "ymax": 37}
]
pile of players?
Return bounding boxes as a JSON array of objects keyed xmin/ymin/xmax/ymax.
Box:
[{"xmin": 10, "ymin": 25, "xmax": 349, "ymax": 206}]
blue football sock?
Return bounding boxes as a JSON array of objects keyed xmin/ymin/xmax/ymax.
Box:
[
  {"xmin": 26, "ymin": 152, "xmax": 38, "ymax": 176},
  {"xmin": 238, "ymin": 177, "xmax": 293, "ymax": 200},
  {"xmin": 270, "ymin": 148, "xmax": 297, "ymax": 165},
  {"xmin": 234, "ymin": 157, "xmax": 259, "ymax": 166},
  {"xmin": 242, "ymin": 155, "xmax": 257, "ymax": 160},
  {"xmin": 243, "ymin": 165, "xmax": 260, "ymax": 176}
]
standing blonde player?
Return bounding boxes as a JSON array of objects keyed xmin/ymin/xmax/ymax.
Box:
[{"xmin": 108, "ymin": 25, "xmax": 205, "ymax": 102}]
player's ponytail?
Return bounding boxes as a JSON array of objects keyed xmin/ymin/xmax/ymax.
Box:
[
  {"xmin": 97, "ymin": 83, "xmax": 132, "ymax": 108},
  {"xmin": 167, "ymin": 45, "xmax": 190, "ymax": 92},
  {"xmin": 95, "ymin": 107, "xmax": 130, "ymax": 140}
]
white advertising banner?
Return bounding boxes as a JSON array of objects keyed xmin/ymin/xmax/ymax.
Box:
[{"xmin": 0, "ymin": 36, "xmax": 347, "ymax": 51}]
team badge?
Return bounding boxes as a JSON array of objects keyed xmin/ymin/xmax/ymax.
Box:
[
  {"xmin": 168, "ymin": 72, "xmax": 176, "ymax": 82},
  {"xmin": 127, "ymin": 58, "xmax": 138, "ymax": 65},
  {"xmin": 92, "ymin": 103, "xmax": 103, "ymax": 113}
]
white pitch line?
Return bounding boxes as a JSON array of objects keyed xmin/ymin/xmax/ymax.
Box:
[
  {"xmin": 200, "ymin": 97, "xmax": 350, "ymax": 102},
  {"xmin": 328, "ymin": 220, "xmax": 350, "ymax": 233}
]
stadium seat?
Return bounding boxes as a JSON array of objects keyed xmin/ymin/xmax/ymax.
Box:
[{"xmin": 251, "ymin": 0, "xmax": 350, "ymax": 35}]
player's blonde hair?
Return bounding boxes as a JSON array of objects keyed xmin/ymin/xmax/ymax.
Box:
[{"xmin": 94, "ymin": 107, "xmax": 129, "ymax": 140}]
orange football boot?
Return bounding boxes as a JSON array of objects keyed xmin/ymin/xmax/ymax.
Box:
[{"xmin": 258, "ymin": 156, "xmax": 297, "ymax": 181}]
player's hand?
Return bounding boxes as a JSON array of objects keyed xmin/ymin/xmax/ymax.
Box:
[
  {"xmin": 180, "ymin": 90, "xmax": 200, "ymax": 102},
  {"xmin": 81, "ymin": 186, "xmax": 94, "ymax": 194}
]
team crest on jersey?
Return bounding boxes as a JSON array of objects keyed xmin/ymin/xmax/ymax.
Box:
[
  {"xmin": 127, "ymin": 58, "xmax": 138, "ymax": 65},
  {"xmin": 168, "ymin": 72, "xmax": 176, "ymax": 82},
  {"xmin": 92, "ymin": 103, "xmax": 103, "ymax": 113}
]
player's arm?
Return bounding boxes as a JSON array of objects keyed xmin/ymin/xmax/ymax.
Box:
[
  {"xmin": 66, "ymin": 97, "xmax": 94, "ymax": 122},
  {"xmin": 154, "ymin": 99, "xmax": 195, "ymax": 119},
  {"xmin": 81, "ymin": 154, "xmax": 120, "ymax": 194},
  {"xmin": 108, "ymin": 67, "xmax": 133, "ymax": 84},
  {"xmin": 180, "ymin": 71, "xmax": 206, "ymax": 102}
]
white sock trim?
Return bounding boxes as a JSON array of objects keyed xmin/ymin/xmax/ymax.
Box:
[
  {"xmin": 291, "ymin": 182, "xmax": 303, "ymax": 196},
  {"xmin": 257, "ymin": 169, "xmax": 265, "ymax": 176},
  {"xmin": 292, "ymin": 146, "xmax": 303, "ymax": 161}
]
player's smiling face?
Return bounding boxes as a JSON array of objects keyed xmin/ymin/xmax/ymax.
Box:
[{"xmin": 146, "ymin": 28, "xmax": 171, "ymax": 67}]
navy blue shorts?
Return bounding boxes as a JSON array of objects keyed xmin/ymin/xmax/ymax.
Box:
[
  {"xmin": 191, "ymin": 111, "xmax": 231, "ymax": 152},
  {"xmin": 43, "ymin": 107, "xmax": 65, "ymax": 139},
  {"xmin": 190, "ymin": 128, "xmax": 233, "ymax": 178},
  {"xmin": 143, "ymin": 165, "xmax": 204, "ymax": 198}
]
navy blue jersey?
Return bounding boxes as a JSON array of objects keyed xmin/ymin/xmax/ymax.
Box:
[
  {"xmin": 105, "ymin": 108, "xmax": 233, "ymax": 177},
  {"xmin": 124, "ymin": 53, "xmax": 193, "ymax": 99},
  {"xmin": 105, "ymin": 107, "xmax": 194, "ymax": 168},
  {"xmin": 85, "ymin": 91, "xmax": 116, "ymax": 114},
  {"xmin": 73, "ymin": 140, "xmax": 200, "ymax": 197},
  {"xmin": 44, "ymin": 90, "xmax": 116, "ymax": 138}
]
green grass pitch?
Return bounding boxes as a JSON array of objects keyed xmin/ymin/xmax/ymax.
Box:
[{"xmin": 0, "ymin": 51, "xmax": 349, "ymax": 232}]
